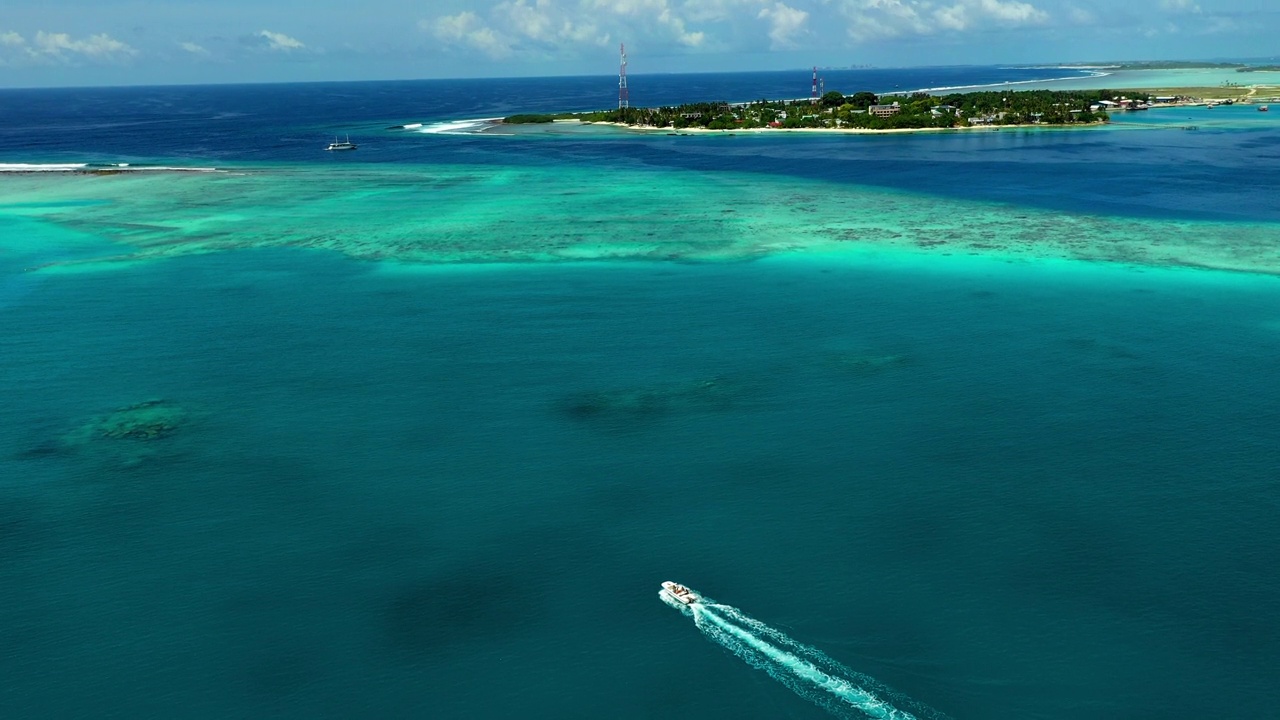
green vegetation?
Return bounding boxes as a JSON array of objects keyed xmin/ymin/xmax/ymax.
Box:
[
  {"xmin": 512, "ymin": 89, "xmax": 1131, "ymax": 131},
  {"xmin": 503, "ymin": 113, "xmax": 579, "ymax": 124},
  {"xmin": 1082, "ymin": 61, "xmax": 1242, "ymax": 70},
  {"xmin": 1238, "ymin": 65, "xmax": 1280, "ymax": 73}
]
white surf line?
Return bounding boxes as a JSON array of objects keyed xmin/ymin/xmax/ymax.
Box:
[
  {"xmin": 887, "ymin": 71, "xmax": 1114, "ymax": 96},
  {"xmin": 0, "ymin": 163, "xmax": 89, "ymax": 172},
  {"xmin": 662, "ymin": 589, "xmax": 946, "ymax": 720},
  {"xmin": 0, "ymin": 163, "xmax": 221, "ymax": 174},
  {"xmin": 413, "ymin": 118, "xmax": 503, "ymax": 134}
]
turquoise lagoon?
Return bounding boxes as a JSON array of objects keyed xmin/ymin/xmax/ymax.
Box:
[{"xmin": 2, "ymin": 78, "xmax": 1279, "ymax": 718}]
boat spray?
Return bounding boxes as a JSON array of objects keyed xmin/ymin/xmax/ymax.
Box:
[{"xmin": 660, "ymin": 586, "xmax": 948, "ymax": 720}]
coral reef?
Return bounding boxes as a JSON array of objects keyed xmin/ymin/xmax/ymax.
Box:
[
  {"xmin": 61, "ymin": 399, "xmax": 189, "ymax": 466},
  {"xmin": 561, "ymin": 376, "xmax": 745, "ymax": 421}
]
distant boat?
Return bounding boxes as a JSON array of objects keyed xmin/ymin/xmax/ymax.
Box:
[
  {"xmin": 1260, "ymin": 105, "xmax": 1270, "ymax": 112},
  {"xmin": 325, "ymin": 135, "xmax": 357, "ymax": 151}
]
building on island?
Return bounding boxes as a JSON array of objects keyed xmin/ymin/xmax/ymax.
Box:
[{"xmin": 869, "ymin": 102, "xmax": 901, "ymax": 118}]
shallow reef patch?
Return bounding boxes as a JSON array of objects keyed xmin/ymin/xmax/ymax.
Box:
[
  {"xmin": 60, "ymin": 398, "xmax": 192, "ymax": 466},
  {"xmin": 559, "ymin": 375, "xmax": 749, "ymax": 423}
]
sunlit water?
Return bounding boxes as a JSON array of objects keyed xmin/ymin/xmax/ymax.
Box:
[{"xmin": 2, "ymin": 73, "xmax": 1279, "ymax": 718}]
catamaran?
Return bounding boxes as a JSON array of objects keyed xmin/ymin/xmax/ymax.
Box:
[
  {"xmin": 661, "ymin": 581, "xmax": 700, "ymax": 605},
  {"xmin": 325, "ymin": 135, "xmax": 358, "ymax": 151}
]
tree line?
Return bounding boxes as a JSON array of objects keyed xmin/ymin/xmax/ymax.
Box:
[{"xmin": 503, "ymin": 88, "xmax": 1150, "ymax": 130}]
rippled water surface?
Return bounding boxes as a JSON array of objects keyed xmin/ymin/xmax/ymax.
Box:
[{"xmin": 2, "ymin": 73, "xmax": 1279, "ymax": 718}]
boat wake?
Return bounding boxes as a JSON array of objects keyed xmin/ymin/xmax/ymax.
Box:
[{"xmin": 661, "ymin": 587, "xmax": 948, "ymax": 720}]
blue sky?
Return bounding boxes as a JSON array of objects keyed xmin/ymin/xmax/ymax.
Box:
[{"xmin": 0, "ymin": 0, "xmax": 1275, "ymax": 87}]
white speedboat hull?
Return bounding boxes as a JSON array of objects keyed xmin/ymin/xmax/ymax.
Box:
[{"xmin": 661, "ymin": 581, "xmax": 700, "ymax": 605}]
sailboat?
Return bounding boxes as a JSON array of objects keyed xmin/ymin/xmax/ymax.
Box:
[{"xmin": 325, "ymin": 135, "xmax": 358, "ymax": 151}]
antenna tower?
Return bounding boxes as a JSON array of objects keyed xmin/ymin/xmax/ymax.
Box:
[
  {"xmin": 811, "ymin": 67, "xmax": 819, "ymax": 103},
  {"xmin": 619, "ymin": 44, "xmax": 629, "ymax": 109}
]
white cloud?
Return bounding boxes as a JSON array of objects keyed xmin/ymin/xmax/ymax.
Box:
[
  {"xmin": 428, "ymin": 11, "xmax": 514, "ymax": 58},
  {"xmin": 494, "ymin": 0, "xmax": 610, "ymax": 47},
  {"xmin": 1160, "ymin": 0, "xmax": 1201, "ymax": 13},
  {"xmin": 500, "ymin": 0, "xmax": 557, "ymax": 42},
  {"xmin": 35, "ymin": 31, "xmax": 137, "ymax": 59},
  {"xmin": 427, "ymin": 0, "xmax": 706, "ymax": 57},
  {"xmin": 973, "ymin": 0, "xmax": 1048, "ymax": 24},
  {"xmin": 560, "ymin": 20, "xmax": 610, "ymax": 45},
  {"xmin": 758, "ymin": 2, "xmax": 810, "ymax": 49},
  {"xmin": 179, "ymin": 41, "xmax": 209, "ymax": 56},
  {"xmin": 584, "ymin": 0, "xmax": 705, "ymax": 46},
  {"xmin": 0, "ymin": 30, "xmax": 30, "ymax": 65},
  {"xmin": 933, "ymin": 4, "xmax": 971, "ymax": 30},
  {"xmin": 423, "ymin": 0, "xmax": 1061, "ymax": 60},
  {"xmin": 258, "ymin": 30, "xmax": 305, "ymax": 51},
  {"xmin": 684, "ymin": 0, "xmax": 758, "ymax": 23},
  {"xmin": 1, "ymin": 30, "xmax": 136, "ymax": 64},
  {"xmin": 839, "ymin": 0, "xmax": 1047, "ymax": 40},
  {"xmin": 840, "ymin": 0, "xmax": 932, "ymax": 40},
  {"xmin": 1065, "ymin": 5, "xmax": 1096, "ymax": 25}
]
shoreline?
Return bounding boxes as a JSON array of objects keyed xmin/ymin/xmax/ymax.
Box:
[{"xmin": 582, "ymin": 120, "xmax": 1106, "ymax": 135}]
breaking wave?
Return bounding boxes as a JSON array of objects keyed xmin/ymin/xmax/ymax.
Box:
[
  {"xmin": 893, "ymin": 70, "xmax": 1112, "ymax": 96},
  {"xmin": 412, "ymin": 118, "xmax": 499, "ymax": 135},
  {"xmin": 663, "ymin": 588, "xmax": 948, "ymax": 720},
  {"xmin": 0, "ymin": 163, "xmax": 220, "ymax": 174}
]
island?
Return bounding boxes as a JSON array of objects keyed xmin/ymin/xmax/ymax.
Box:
[{"xmin": 503, "ymin": 89, "xmax": 1135, "ymax": 132}]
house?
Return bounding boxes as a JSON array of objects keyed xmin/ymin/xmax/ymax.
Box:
[
  {"xmin": 930, "ymin": 104, "xmax": 959, "ymax": 117},
  {"xmin": 869, "ymin": 102, "xmax": 901, "ymax": 117}
]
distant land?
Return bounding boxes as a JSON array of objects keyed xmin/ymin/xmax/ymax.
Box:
[
  {"xmin": 1048, "ymin": 60, "xmax": 1280, "ymax": 70},
  {"xmin": 504, "ymin": 89, "xmax": 1132, "ymax": 134}
]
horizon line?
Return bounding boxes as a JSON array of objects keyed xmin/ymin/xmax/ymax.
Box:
[{"xmin": 2, "ymin": 57, "xmax": 1277, "ymax": 92}]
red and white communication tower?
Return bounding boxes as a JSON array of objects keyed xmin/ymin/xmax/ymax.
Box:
[{"xmin": 619, "ymin": 44, "xmax": 630, "ymax": 109}]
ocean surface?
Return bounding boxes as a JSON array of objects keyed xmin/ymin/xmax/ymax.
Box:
[{"xmin": 2, "ymin": 70, "xmax": 1279, "ymax": 719}]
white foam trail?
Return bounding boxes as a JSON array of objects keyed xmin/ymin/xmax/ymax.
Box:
[{"xmin": 664, "ymin": 589, "xmax": 947, "ymax": 720}]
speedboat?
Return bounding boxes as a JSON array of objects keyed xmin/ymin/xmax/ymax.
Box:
[
  {"xmin": 660, "ymin": 581, "xmax": 700, "ymax": 605},
  {"xmin": 325, "ymin": 135, "xmax": 358, "ymax": 151}
]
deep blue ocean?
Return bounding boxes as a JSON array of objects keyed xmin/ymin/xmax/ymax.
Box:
[{"xmin": 2, "ymin": 70, "xmax": 1280, "ymax": 719}]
